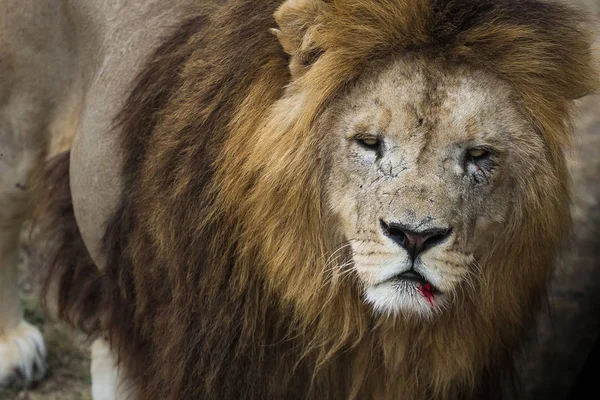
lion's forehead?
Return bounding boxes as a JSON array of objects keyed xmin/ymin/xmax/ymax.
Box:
[{"xmin": 340, "ymin": 58, "xmax": 519, "ymax": 151}]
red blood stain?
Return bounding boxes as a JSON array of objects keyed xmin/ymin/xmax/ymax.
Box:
[{"xmin": 418, "ymin": 283, "xmax": 435, "ymax": 307}]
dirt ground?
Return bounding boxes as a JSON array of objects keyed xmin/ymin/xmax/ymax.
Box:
[
  {"xmin": 0, "ymin": 246, "xmax": 92, "ymax": 400},
  {"xmin": 1, "ymin": 1, "xmax": 598, "ymax": 399}
]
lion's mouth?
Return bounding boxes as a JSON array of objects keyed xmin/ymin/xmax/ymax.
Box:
[{"xmin": 391, "ymin": 270, "xmax": 441, "ymax": 295}]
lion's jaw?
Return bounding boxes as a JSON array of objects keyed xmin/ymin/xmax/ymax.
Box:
[{"xmin": 324, "ymin": 57, "xmax": 543, "ymax": 318}]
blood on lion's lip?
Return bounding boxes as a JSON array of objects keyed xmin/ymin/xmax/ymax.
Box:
[{"xmin": 419, "ymin": 283, "xmax": 436, "ymax": 306}]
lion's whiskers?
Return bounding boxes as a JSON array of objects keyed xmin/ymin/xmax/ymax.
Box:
[{"xmin": 321, "ymin": 239, "xmax": 364, "ymax": 287}]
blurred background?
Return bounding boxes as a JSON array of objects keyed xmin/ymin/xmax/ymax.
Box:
[
  {"xmin": 516, "ymin": 0, "xmax": 600, "ymax": 397},
  {"xmin": 0, "ymin": 0, "xmax": 598, "ymax": 399}
]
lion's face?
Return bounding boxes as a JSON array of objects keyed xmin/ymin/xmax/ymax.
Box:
[{"xmin": 324, "ymin": 57, "xmax": 544, "ymax": 317}]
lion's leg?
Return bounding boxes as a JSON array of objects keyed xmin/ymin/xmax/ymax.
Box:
[
  {"xmin": 0, "ymin": 149, "xmax": 47, "ymax": 387},
  {"xmin": 90, "ymin": 338, "xmax": 136, "ymax": 400},
  {"xmin": 0, "ymin": 0, "xmax": 81, "ymax": 387}
]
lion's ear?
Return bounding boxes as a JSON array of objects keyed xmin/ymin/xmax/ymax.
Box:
[{"xmin": 272, "ymin": 0, "xmax": 329, "ymax": 79}]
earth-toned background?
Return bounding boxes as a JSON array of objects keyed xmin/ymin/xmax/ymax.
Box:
[{"xmin": 1, "ymin": 0, "xmax": 598, "ymax": 399}]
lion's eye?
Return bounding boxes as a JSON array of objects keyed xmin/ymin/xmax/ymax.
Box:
[
  {"xmin": 355, "ymin": 135, "xmax": 380, "ymax": 150},
  {"xmin": 466, "ymin": 148, "xmax": 491, "ymax": 161}
]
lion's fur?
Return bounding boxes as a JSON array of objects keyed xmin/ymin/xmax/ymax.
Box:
[
  {"xmin": 41, "ymin": 0, "xmax": 597, "ymax": 399},
  {"xmin": 36, "ymin": 151, "xmax": 103, "ymax": 333}
]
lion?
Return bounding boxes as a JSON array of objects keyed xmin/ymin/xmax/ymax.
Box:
[{"xmin": 0, "ymin": 0, "xmax": 597, "ymax": 398}]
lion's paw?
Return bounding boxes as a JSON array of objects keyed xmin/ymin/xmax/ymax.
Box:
[{"xmin": 0, "ymin": 320, "xmax": 47, "ymax": 387}]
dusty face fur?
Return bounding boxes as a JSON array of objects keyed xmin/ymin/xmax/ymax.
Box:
[
  {"xmin": 42, "ymin": 0, "xmax": 597, "ymax": 399},
  {"xmin": 325, "ymin": 57, "xmax": 539, "ymax": 317}
]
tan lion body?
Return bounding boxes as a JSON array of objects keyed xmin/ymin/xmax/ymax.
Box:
[
  {"xmin": 0, "ymin": 0, "xmax": 208, "ymax": 390},
  {"xmin": 0, "ymin": 0, "xmax": 596, "ymax": 399}
]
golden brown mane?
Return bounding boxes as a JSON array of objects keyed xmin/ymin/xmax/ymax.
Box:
[{"xmin": 42, "ymin": 0, "xmax": 597, "ymax": 399}]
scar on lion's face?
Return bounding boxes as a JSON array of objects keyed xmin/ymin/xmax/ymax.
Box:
[{"xmin": 324, "ymin": 56, "xmax": 543, "ymax": 317}]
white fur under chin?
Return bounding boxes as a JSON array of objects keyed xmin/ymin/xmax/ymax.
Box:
[
  {"xmin": 365, "ymin": 282, "xmax": 446, "ymax": 319},
  {"xmin": 0, "ymin": 320, "xmax": 47, "ymax": 387},
  {"xmin": 91, "ymin": 338, "xmax": 135, "ymax": 400}
]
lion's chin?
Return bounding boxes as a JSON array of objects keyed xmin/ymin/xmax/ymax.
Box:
[{"xmin": 364, "ymin": 280, "xmax": 446, "ymax": 318}]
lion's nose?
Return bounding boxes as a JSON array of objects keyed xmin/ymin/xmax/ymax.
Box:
[{"xmin": 380, "ymin": 220, "xmax": 451, "ymax": 260}]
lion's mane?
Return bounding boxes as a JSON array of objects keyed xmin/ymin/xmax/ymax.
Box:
[{"xmin": 42, "ymin": 0, "xmax": 597, "ymax": 399}]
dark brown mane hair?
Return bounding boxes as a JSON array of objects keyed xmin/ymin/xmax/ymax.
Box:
[{"xmin": 41, "ymin": 0, "xmax": 597, "ymax": 399}]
